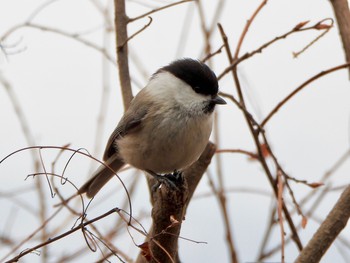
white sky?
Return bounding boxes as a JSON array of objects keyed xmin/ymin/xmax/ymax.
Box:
[{"xmin": 1, "ymin": 0, "xmax": 350, "ymax": 262}]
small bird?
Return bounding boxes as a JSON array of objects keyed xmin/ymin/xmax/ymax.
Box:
[{"xmin": 78, "ymin": 58, "xmax": 226, "ymax": 198}]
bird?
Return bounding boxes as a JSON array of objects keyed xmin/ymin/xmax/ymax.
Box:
[{"xmin": 78, "ymin": 58, "xmax": 226, "ymax": 198}]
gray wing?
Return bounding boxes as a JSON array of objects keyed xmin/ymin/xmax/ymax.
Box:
[{"xmin": 102, "ymin": 102, "xmax": 149, "ymax": 161}]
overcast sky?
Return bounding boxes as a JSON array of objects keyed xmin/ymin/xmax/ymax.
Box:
[{"xmin": 1, "ymin": 0, "xmax": 350, "ymax": 262}]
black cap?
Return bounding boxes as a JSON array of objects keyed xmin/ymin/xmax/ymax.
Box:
[{"xmin": 157, "ymin": 58, "xmax": 219, "ymax": 96}]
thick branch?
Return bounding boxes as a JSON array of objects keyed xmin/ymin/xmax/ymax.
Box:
[
  {"xmin": 136, "ymin": 142, "xmax": 217, "ymax": 263},
  {"xmin": 115, "ymin": 0, "xmax": 133, "ymax": 109},
  {"xmin": 329, "ymin": 0, "xmax": 350, "ymax": 76},
  {"xmin": 295, "ymin": 185, "xmax": 350, "ymax": 263}
]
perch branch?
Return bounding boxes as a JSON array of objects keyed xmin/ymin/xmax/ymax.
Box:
[{"xmin": 136, "ymin": 142, "xmax": 217, "ymax": 263}]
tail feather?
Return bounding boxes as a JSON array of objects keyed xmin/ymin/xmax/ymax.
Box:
[{"xmin": 78, "ymin": 156, "xmax": 124, "ymax": 198}]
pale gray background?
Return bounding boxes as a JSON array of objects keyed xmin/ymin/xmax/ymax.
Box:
[{"xmin": 1, "ymin": 0, "xmax": 350, "ymax": 262}]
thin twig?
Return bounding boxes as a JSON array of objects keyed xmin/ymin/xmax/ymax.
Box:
[
  {"xmin": 119, "ymin": 16, "xmax": 153, "ymax": 48},
  {"xmin": 201, "ymin": 44, "xmax": 224, "ymax": 62},
  {"xmin": 128, "ymin": 0, "xmax": 194, "ymax": 23},
  {"xmin": 91, "ymin": 0, "xmax": 113, "ymax": 164},
  {"xmin": 0, "ymin": 206, "xmax": 64, "ymax": 262},
  {"xmin": 261, "ymin": 62, "xmax": 350, "ymax": 127},
  {"xmin": 0, "ymin": 22, "xmax": 116, "ymax": 65},
  {"xmin": 277, "ymin": 171, "xmax": 285, "ymax": 263},
  {"xmin": 293, "ymin": 18, "xmax": 334, "ymax": 58},
  {"xmin": 4, "ymin": 207, "xmax": 122, "ymax": 263},
  {"xmin": 0, "ymin": 145, "xmax": 132, "ymax": 219},
  {"xmin": 219, "ymin": 14, "xmax": 303, "ymax": 251},
  {"xmin": 216, "ymin": 148, "xmax": 258, "ymax": 159},
  {"xmin": 234, "ymin": 0, "xmax": 267, "ymax": 59},
  {"xmin": 218, "ymin": 18, "xmax": 334, "ymax": 80}
]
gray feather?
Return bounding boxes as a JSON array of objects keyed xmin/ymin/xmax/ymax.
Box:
[
  {"xmin": 102, "ymin": 97, "xmax": 150, "ymax": 161},
  {"xmin": 79, "ymin": 95, "xmax": 150, "ymax": 198},
  {"xmin": 78, "ymin": 155, "xmax": 124, "ymax": 198}
]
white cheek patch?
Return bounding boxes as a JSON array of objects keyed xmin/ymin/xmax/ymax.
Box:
[{"xmin": 146, "ymin": 71, "xmax": 209, "ymax": 112}]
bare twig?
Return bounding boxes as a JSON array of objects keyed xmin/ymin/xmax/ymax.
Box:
[
  {"xmin": 26, "ymin": 0, "xmax": 61, "ymax": 22},
  {"xmin": 1, "ymin": 206, "xmax": 63, "ymax": 262},
  {"xmin": 1, "ymin": 23, "xmax": 116, "ymax": 65},
  {"xmin": 0, "ymin": 73, "xmax": 37, "ymax": 162},
  {"xmin": 87, "ymin": 0, "xmax": 114, "ymax": 165},
  {"xmin": 219, "ymin": 7, "xmax": 303, "ymax": 250},
  {"xmin": 196, "ymin": 0, "xmax": 211, "ymax": 58},
  {"xmin": 258, "ymin": 148, "xmax": 350, "ymax": 260},
  {"xmin": 218, "ymin": 18, "xmax": 334, "ymax": 80},
  {"xmin": 119, "ymin": 16, "xmax": 153, "ymax": 49},
  {"xmin": 0, "ymin": 145, "xmax": 132, "ymax": 219},
  {"xmin": 261, "ymin": 62, "xmax": 350, "ymax": 127},
  {"xmin": 293, "ymin": 18, "xmax": 334, "ymax": 58},
  {"xmin": 4, "ymin": 207, "xmax": 122, "ymax": 263},
  {"xmin": 128, "ymin": 0, "xmax": 194, "ymax": 23},
  {"xmin": 201, "ymin": 44, "xmax": 224, "ymax": 62},
  {"xmin": 277, "ymin": 171, "xmax": 285, "ymax": 263},
  {"xmin": 216, "ymin": 148, "xmax": 258, "ymax": 159},
  {"xmin": 234, "ymin": 0, "xmax": 267, "ymax": 59}
]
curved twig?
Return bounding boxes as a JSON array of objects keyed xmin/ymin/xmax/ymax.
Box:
[{"xmin": 261, "ymin": 62, "xmax": 350, "ymax": 127}]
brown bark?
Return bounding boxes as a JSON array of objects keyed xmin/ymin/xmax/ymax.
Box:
[
  {"xmin": 136, "ymin": 142, "xmax": 217, "ymax": 263},
  {"xmin": 295, "ymin": 185, "xmax": 350, "ymax": 263},
  {"xmin": 114, "ymin": 0, "xmax": 133, "ymax": 110},
  {"xmin": 330, "ymin": 0, "xmax": 350, "ymax": 76}
]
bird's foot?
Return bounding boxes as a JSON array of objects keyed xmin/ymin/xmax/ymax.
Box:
[{"xmin": 147, "ymin": 170, "xmax": 184, "ymax": 192}]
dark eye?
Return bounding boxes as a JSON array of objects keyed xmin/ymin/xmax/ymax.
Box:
[{"xmin": 193, "ymin": 86, "xmax": 201, "ymax": 93}]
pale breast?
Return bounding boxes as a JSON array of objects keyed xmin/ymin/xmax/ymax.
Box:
[{"xmin": 117, "ymin": 112, "xmax": 213, "ymax": 173}]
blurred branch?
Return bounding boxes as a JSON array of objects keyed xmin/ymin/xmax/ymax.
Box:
[
  {"xmin": 91, "ymin": 0, "xmax": 113, "ymax": 161},
  {"xmin": 277, "ymin": 171, "xmax": 285, "ymax": 263},
  {"xmin": 0, "ymin": 23, "xmax": 116, "ymax": 65},
  {"xmin": 196, "ymin": 1, "xmax": 238, "ymax": 262},
  {"xmin": 207, "ymin": 0, "xmax": 226, "ymax": 37},
  {"xmin": 218, "ymin": 7, "xmax": 268, "ymax": 261},
  {"xmin": 258, "ymin": 148, "xmax": 350, "ymax": 260},
  {"xmin": 0, "ymin": 73, "xmax": 36, "ymax": 152},
  {"xmin": 1, "ymin": 206, "xmax": 63, "ymax": 262},
  {"xmin": 196, "ymin": 0, "xmax": 211, "ymax": 58},
  {"xmin": 4, "ymin": 207, "xmax": 126, "ymax": 263}
]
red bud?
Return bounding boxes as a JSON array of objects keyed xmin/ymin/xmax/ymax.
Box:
[
  {"xmin": 301, "ymin": 216, "xmax": 308, "ymax": 229},
  {"xmin": 315, "ymin": 23, "xmax": 332, "ymax": 30},
  {"xmin": 294, "ymin": 21, "xmax": 310, "ymax": 30},
  {"xmin": 308, "ymin": 182, "xmax": 324, "ymax": 188}
]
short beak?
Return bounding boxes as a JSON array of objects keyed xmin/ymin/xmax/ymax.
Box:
[{"xmin": 211, "ymin": 95, "xmax": 227, "ymax": 105}]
